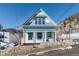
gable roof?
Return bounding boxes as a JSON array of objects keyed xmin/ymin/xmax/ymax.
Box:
[{"xmin": 23, "ymin": 8, "xmax": 57, "ymax": 26}]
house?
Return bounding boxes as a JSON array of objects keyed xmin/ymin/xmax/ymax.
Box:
[
  {"xmin": 0, "ymin": 28, "xmax": 23, "ymax": 46},
  {"xmin": 21, "ymin": 8, "xmax": 57, "ymax": 45}
]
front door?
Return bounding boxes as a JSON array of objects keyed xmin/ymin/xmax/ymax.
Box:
[{"xmin": 36, "ymin": 32, "xmax": 43, "ymax": 43}]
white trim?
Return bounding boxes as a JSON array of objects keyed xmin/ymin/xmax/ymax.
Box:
[
  {"xmin": 45, "ymin": 32, "xmax": 47, "ymax": 42},
  {"xmin": 40, "ymin": 8, "xmax": 57, "ymax": 26},
  {"xmin": 25, "ymin": 30, "xmax": 56, "ymax": 33},
  {"xmin": 55, "ymin": 31, "xmax": 57, "ymax": 44},
  {"xmin": 33, "ymin": 32, "xmax": 36, "ymax": 43},
  {"xmin": 23, "ymin": 29, "xmax": 25, "ymax": 44},
  {"xmin": 23, "ymin": 8, "xmax": 57, "ymax": 26}
]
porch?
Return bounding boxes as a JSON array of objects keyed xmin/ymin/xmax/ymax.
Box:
[{"xmin": 23, "ymin": 31, "xmax": 56, "ymax": 44}]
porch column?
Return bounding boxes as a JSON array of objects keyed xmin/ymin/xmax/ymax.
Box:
[
  {"xmin": 33, "ymin": 32, "xmax": 36, "ymax": 43},
  {"xmin": 45, "ymin": 32, "xmax": 47, "ymax": 42},
  {"xmin": 55, "ymin": 31, "xmax": 56, "ymax": 43},
  {"xmin": 21, "ymin": 29, "xmax": 25, "ymax": 45},
  {"xmin": 52, "ymin": 31, "xmax": 56, "ymax": 45}
]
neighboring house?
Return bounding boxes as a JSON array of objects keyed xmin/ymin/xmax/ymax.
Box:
[
  {"xmin": 0, "ymin": 31, "xmax": 9, "ymax": 43},
  {"xmin": 22, "ymin": 8, "xmax": 57, "ymax": 45},
  {"xmin": 0, "ymin": 28, "xmax": 22, "ymax": 46}
]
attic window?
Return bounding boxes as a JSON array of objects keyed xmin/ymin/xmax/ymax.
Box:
[
  {"xmin": 43, "ymin": 18, "xmax": 45, "ymax": 24},
  {"xmin": 35, "ymin": 17, "xmax": 45, "ymax": 24}
]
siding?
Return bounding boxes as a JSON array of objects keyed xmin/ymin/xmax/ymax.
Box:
[{"xmin": 9, "ymin": 33, "xmax": 19, "ymax": 44}]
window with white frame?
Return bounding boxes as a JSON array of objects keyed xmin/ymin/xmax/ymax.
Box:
[
  {"xmin": 37, "ymin": 32, "xmax": 42, "ymax": 40},
  {"xmin": 0, "ymin": 34, "xmax": 4, "ymax": 42},
  {"xmin": 47, "ymin": 32, "xmax": 55, "ymax": 42},
  {"xmin": 47, "ymin": 32, "xmax": 52, "ymax": 39},
  {"xmin": 28, "ymin": 32, "xmax": 33, "ymax": 40},
  {"xmin": 35, "ymin": 17, "xmax": 45, "ymax": 24}
]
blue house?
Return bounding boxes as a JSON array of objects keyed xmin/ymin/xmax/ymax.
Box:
[{"xmin": 22, "ymin": 8, "xmax": 57, "ymax": 45}]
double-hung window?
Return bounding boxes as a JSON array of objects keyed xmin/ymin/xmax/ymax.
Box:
[
  {"xmin": 37, "ymin": 32, "xmax": 42, "ymax": 40},
  {"xmin": 43, "ymin": 18, "xmax": 45, "ymax": 24},
  {"xmin": 28, "ymin": 32, "xmax": 33, "ymax": 40},
  {"xmin": 35, "ymin": 17, "xmax": 45, "ymax": 24}
]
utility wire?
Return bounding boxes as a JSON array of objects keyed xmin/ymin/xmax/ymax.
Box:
[{"xmin": 57, "ymin": 4, "xmax": 76, "ymax": 24}]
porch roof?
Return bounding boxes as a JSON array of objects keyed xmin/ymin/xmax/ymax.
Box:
[{"xmin": 23, "ymin": 26, "xmax": 57, "ymax": 29}]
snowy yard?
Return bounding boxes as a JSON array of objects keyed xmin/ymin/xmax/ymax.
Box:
[
  {"xmin": 29, "ymin": 48, "xmax": 79, "ymax": 56},
  {"xmin": 0, "ymin": 45, "xmax": 55, "ymax": 56}
]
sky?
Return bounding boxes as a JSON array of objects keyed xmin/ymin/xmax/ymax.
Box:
[{"xmin": 0, "ymin": 3, "xmax": 79, "ymax": 28}]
